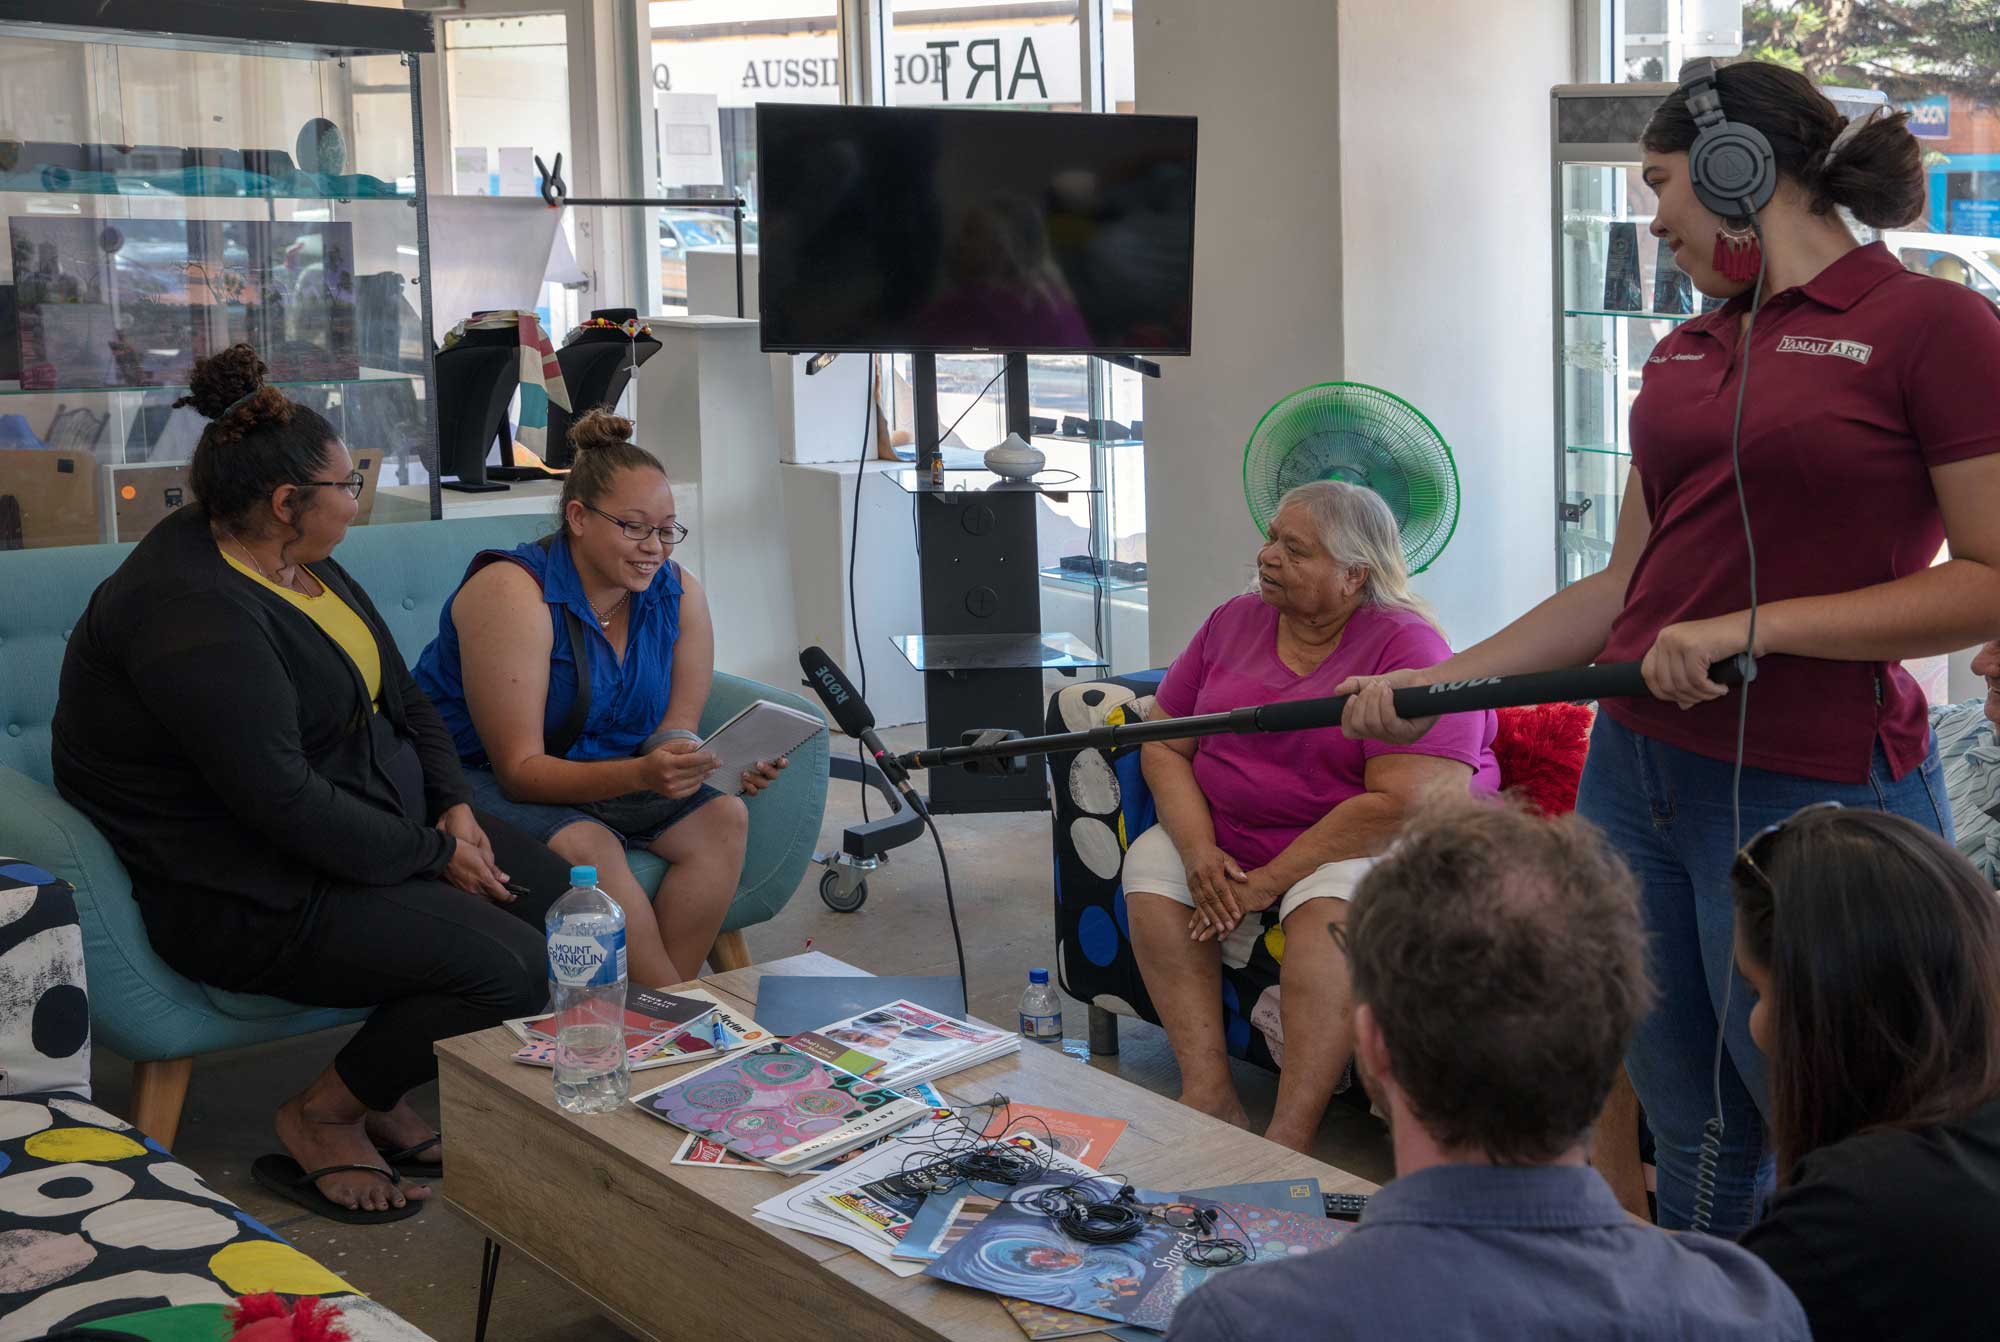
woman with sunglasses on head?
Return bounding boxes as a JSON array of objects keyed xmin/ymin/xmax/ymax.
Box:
[
  {"xmin": 53, "ymin": 345, "xmax": 577, "ymax": 1224},
  {"xmin": 416, "ymin": 409, "xmax": 781, "ymax": 990},
  {"xmin": 1337, "ymin": 59, "xmax": 2000, "ymax": 1238},
  {"xmin": 1730, "ymin": 805, "xmax": 2000, "ymax": 1340}
]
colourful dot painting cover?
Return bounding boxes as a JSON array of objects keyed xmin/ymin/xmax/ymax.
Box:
[
  {"xmin": 631, "ymin": 1039, "xmax": 931, "ymax": 1171},
  {"xmin": 923, "ymin": 1175, "xmax": 1348, "ymax": 1332}
]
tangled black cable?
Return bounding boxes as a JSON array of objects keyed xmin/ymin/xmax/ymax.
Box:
[
  {"xmin": 1007, "ymin": 1175, "xmax": 1253, "ymax": 1267},
  {"xmin": 856, "ymin": 1099, "xmax": 1251, "ymax": 1268}
]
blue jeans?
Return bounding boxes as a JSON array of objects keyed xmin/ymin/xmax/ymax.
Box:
[{"xmin": 1576, "ymin": 713, "xmax": 1950, "ymax": 1237}]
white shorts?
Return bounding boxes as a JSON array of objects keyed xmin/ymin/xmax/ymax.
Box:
[{"xmin": 1121, "ymin": 824, "xmax": 1373, "ymax": 964}]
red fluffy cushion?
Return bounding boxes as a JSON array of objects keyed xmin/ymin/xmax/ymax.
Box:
[
  {"xmin": 228, "ymin": 1295, "xmax": 349, "ymax": 1342},
  {"xmin": 1491, "ymin": 702, "xmax": 1595, "ymax": 816}
]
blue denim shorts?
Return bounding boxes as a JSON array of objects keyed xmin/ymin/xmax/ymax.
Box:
[{"xmin": 463, "ymin": 766, "xmax": 722, "ymax": 847}]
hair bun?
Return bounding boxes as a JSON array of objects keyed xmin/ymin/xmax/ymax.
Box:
[
  {"xmin": 173, "ymin": 343, "xmax": 268, "ymax": 419},
  {"xmin": 172, "ymin": 344, "xmax": 293, "ymax": 446},
  {"xmin": 569, "ymin": 407, "xmax": 635, "ymax": 453}
]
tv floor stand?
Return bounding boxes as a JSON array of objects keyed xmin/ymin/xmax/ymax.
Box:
[{"xmin": 895, "ymin": 352, "xmax": 1106, "ymax": 815}]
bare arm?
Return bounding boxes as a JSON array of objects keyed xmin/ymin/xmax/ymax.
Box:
[
  {"xmin": 1644, "ymin": 454, "xmax": 2000, "ymax": 704},
  {"xmin": 1433, "ymin": 467, "xmax": 1653, "ymax": 681},
  {"xmin": 1139, "ymin": 717, "xmax": 1218, "ymax": 855},
  {"xmin": 1339, "ymin": 474, "xmax": 1652, "ymax": 744},
  {"xmin": 1756, "ymin": 457, "xmax": 2000, "ymax": 658},
  {"xmin": 454, "ymin": 564, "xmax": 648, "ymax": 805},
  {"xmin": 1252, "ymin": 752, "xmax": 1473, "ymax": 891}
]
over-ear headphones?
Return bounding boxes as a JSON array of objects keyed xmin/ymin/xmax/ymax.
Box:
[{"xmin": 1680, "ymin": 58, "xmax": 1777, "ymax": 220}]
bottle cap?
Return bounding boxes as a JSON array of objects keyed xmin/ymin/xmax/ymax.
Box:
[
  {"xmin": 1029, "ymin": 968, "xmax": 1049, "ymax": 985},
  {"xmin": 569, "ymin": 865, "xmax": 598, "ymax": 887}
]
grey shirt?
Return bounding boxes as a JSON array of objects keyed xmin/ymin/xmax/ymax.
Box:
[{"xmin": 1165, "ymin": 1164, "xmax": 1807, "ymax": 1341}]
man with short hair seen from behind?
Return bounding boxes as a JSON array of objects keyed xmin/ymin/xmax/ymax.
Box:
[{"xmin": 1166, "ymin": 799, "xmax": 1806, "ymax": 1340}]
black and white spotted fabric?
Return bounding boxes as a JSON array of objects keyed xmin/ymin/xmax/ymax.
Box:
[{"xmin": 0, "ymin": 860, "xmax": 90, "ymax": 1100}]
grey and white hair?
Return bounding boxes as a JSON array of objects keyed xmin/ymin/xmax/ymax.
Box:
[{"xmin": 1270, "ymin": 480, "xmax": 1439, "ymax": 631}]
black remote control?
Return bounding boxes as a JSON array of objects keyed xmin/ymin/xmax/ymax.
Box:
[{"xmin": 1324, "ymin": 1192, "xmax": 1369, "ymax": 1221}]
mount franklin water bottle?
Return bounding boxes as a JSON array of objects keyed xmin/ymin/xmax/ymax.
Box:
[
  {"xmin": 1019, "ymin": 968, "xmax": 1062, "ymax": 1041},
  {"xmin": 546, "ymin": 865, "xmax": 630, "ymax": 1114}
]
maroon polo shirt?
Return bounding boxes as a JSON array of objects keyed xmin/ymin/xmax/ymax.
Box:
[{"xmin": 1599, "ymin": 242, "xmax": 2000, "ymax": 783}]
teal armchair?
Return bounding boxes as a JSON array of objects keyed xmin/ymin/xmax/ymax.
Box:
[{"xmin": 0, "ymin": 514, "xmax": 827, "ymax": 1145}]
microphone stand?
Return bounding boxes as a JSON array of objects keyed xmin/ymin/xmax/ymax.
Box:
[{"xmin": 892, "ymin": 657, "xmax": 1752, "ymax": 776}]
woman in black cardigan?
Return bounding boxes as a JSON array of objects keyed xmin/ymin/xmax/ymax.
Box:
[{"xmin": 53, "ymin": 345, "xmax": 572, "ymax": 1223}]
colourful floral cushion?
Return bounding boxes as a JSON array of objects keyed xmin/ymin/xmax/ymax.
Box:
[{"xmin": 0, "ymin": 1094, "xmax": 427, "ymax": 1342}]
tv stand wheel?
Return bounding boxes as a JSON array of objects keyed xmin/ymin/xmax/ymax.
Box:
[{"xmin": 819, "ymin": 866, "xmax": 868, "ymax": 913}]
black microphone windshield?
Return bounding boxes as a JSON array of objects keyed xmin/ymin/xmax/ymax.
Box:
[{"xmin": 799, "ymin": 645, "xmax": 876, "ymax": 737}]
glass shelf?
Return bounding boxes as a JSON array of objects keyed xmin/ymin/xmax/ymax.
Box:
[
  {"xmin": 1565, "ymin": 306, "xmax": 1697, "ymax": 323},
  {"xmin": 0, "ymin": 172, "xmax": 414, "ymax": 201},
  {"xmin": 1032, "ymin": 433, "xmax": 1144, "ymax": 451},
  {"xmin": 0, "ymin": 367, "xmax": 417, "ymax": 400},
  {"xmin": 1565, "ymin": 443, "xmax": 1632, "ymax": 458},
  {"xmin": 891, "ymin": 632, "xmax": 1108, "ymax": 673},
  {"xmin": 890, "ymin": 467, "xmax": 1103, "ymax": 497},
  {"xmin": 1040, "ymin": 564, "xmax": 1148, "ymax": 593}
]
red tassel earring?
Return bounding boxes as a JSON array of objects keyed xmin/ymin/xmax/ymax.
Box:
[{"xmin": 1711, "ymin": 221, "xmax": 1761, "ymax": 284}]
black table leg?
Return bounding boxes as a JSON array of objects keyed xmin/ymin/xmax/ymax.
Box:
[{"xmin": 474, "ymin": 1237, "xmax": 502, "ymax": 1342}]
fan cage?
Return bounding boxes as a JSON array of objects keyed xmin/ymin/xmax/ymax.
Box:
[{"xmin": 1242, "ymin": 381, "xmax": 1460, "ymax": 575}]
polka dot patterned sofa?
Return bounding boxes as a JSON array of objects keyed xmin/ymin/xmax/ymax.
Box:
[
  {"xmin": 1047, "ymin": 674, "xmax": 1595, "ymax": 1066},
  {"xmin": 1, "ymin": 859, "xmax": 432, "ymax": 1342}
]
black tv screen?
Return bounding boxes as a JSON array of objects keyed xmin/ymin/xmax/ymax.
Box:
[{"xmin": 756, "ymin": 104, "xmax": 1197, "ymax": 356}]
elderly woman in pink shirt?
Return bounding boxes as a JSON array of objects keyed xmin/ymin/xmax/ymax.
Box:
[{"xmin": 1128, "ymin": 481, "xmax": 1500, "ymax": 1151}]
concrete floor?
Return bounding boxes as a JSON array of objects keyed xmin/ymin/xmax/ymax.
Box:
[{"xmin": 87, "ymin": 726, "xmax": 1391, "ymax": 1341}]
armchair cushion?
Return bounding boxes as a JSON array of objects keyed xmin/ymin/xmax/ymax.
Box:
[{"xmin": 0, "ymin": 767, "xmax": 367, "ymax": 1064}]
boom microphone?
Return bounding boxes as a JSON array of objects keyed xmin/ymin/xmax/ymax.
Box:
[
  {"xmin": 891, "ymin": 655, "xmax": 1752, "ymax": 774},
  {"xmin": 799, "ymin": 646, "xmax": 930, "ymax": 817}
]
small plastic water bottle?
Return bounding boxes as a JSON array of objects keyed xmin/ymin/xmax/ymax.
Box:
[
  {"xmin": 1019, "ymin": 968, "xmax": 1062, "ymax": 1041},
  {"xmin": 545, "ymin": 865, "xmax": 630, "ymax": 1114}
]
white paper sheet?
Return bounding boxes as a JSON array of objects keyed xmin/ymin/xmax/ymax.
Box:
[{"xmin": 425, "ymin": 196, "xmax": 564, "ymax": 344}]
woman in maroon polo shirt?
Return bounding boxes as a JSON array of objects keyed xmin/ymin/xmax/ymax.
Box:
[{"xmin": 1338, "ymin": 60, "xmax": 2000, "ymax": 1237}]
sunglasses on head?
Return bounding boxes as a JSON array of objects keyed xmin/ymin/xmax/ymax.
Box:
[{"xmin": 1731, "ymin": 801, "xmax": 1845, "ymax": 896}]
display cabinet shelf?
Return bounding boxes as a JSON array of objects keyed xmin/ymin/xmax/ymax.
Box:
[
  {"xmin": 891, "ymin": 632, "xmax": 1108, "ymax": 675},
  {"xmin": 0, "ymin": 0, "xmax": 440, "ymax": 553},
  {"xmin": 0, "ymin": 367, "xmax": 415, "ymax": 400},
  {"xmin": 1564, "ymin": 306, "xmax": 1697, "ymax": 323}
]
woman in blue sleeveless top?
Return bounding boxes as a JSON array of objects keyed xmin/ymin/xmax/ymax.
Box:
[{"xmin": 415, "ymin": 410, "xmax": 784, "ymax": 986}]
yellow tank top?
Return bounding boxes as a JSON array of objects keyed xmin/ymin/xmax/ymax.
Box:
[{"xmin": 223, "ymin": 550, "xmax": 384, "ymax": 707}]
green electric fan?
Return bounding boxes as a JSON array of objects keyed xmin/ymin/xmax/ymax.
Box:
[{"xmin": 1242, "ymin": 381, "xmax": 1461, "ymax": 574}]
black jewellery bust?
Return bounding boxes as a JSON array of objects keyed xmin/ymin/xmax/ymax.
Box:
[{"xmin": 544, "ymin": 309, "xmax": 661, "ymax": 470}]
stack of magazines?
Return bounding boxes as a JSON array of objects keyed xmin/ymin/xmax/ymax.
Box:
[
  {"xmin": 632, "ymin": 1039, "xmax": 933, "ymax": 1172},
  {"xmin": 784, "ymin": 999, "xmax": 1020, "ymax": 1088},
  {"xmin": 630, "ymin": 998, "xmax": 1019, "ymax": 1172}
]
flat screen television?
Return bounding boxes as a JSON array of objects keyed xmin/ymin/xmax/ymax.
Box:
[{"xmin": 756, "ymin": 103, "xmax": 1197, "ymax": 356}]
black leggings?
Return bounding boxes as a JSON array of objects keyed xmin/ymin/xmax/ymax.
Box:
[{"xmin": 239, "ymin": 812, "xmax": 572, "ymax": 1111}]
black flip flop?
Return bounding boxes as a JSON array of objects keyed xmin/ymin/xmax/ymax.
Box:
[
  {"xmin": 374, "ymin": 1131, "xmax": 443, "ymax": 1175},
  {"xmin": 251, "ymin": 1153, "xmax": 423, "ymax": 1225}
]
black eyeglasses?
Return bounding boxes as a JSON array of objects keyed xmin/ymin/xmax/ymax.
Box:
[
  {"xmin": 586, "ymin": 504, "xmax": 688, "ymax": 546},
  {"xmin": 301, "ymin": 472, "xmax": 366, "ymax": 499},
  {"xmin": 1732, "ymin": 801, "xmax": 1845, "ymax": 895}
]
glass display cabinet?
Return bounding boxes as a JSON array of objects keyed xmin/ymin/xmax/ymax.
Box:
[
  {"xmin": 0, "ymin": 0, "xmax": 439, "ymax": 550},
  {"xmin": 1550, "ymin": 81, "xmax": 1886, "ymax": 588}
]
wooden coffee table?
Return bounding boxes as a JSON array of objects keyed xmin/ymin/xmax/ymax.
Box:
[{"xmin": 436, "ymin": 952, "xmax": 1375, "ymax": 1341}]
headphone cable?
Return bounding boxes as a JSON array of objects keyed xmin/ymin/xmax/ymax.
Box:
[{"xmin": 1691, "ymin": 214, "xmax": 1768, "ymax": 1235}]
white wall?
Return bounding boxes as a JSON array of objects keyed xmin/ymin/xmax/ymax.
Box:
[
  {"xmin": 1134, "ymin": 0, "xmax": 1346, "ymax": 663},
  {"xmin": 1336, "ymin": 0, "xmax": 1568, "ymax": 648},
  {"xmin": 1137, "ymin": 0, "xmax": 1568, "ymax": 663}
]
